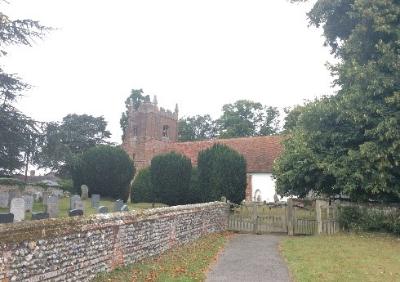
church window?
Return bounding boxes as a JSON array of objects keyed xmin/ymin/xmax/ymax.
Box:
[
  {"xmin": 162, "ymin": 125, "xmax": 169, "ymax": 137},
  {"xmin": 133, "ymin": 127, "xmax": 138, "ymax": 136}
]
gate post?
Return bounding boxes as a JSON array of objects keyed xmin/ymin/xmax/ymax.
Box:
[
  {"xmin": 287, "ymin": 198, "xmax": 294, "ymax": 236},
  {"xmin": 316, "ymin": 200, "xmax": 323, "ymax": 235},
  {"xmin": 252, "ymin": 203, "xmax": 258, "ymax": 234}
]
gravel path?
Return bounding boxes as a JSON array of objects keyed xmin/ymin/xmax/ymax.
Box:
[{"xmin": 206, "ymin": 234, "xmax": 291, "ymax": 282}]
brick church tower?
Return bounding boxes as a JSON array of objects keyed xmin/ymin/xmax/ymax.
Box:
[{"xmin": 122, "ymin": 96, "xmax": 178, "ymax": 171}]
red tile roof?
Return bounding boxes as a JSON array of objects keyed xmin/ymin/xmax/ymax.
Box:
[{"xmin": 166, "ymin": 135, "xmax": 283, "ymax": 173}]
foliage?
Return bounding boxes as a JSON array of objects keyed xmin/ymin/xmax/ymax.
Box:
[
  {"xmin": 94, "ymin": 232, "xmax": 230, "ymax": 282},
  {"xmin": 0, "ymin": 3, "xmax": 49, "ymax": 175},
  {"xmin": 36, "ymin": 114, "xmax": 111, "ymax": 174},
  {"xmin": 120, "ymin": 89, "xmax": 150, "ymax": 139},
  {"xmin": 71, "ymin": 145, "xmax": 135, "ymax": 201},
  {"xmin": 0, "ymin": 177, "xmax": 25, "ymax": 187},
  {"xmin": 131, "ymin": 168, "xmax": 153, "ymax": 203},
  {"xmin": 217, "ymin": 100, "xmax": 280, "ymax": 138},
  {"xmin": 274, "ymin": 0, "xmax": 400, "ymax": 201},
  {"xmin": 282, "ymin": 233, "xmax": 400, "ymax": 282},
  {"xmin": 338, "ymin": 206, "xmax": 400, "ymax": 235},
  {"xmin": 187, "ymin": 167, "xmax": 203, "ymax": 204},
  {"xmin": 178, "ymin": 114, "xmax": 217, "ymax": 142},
  {"xmin": 198, "ymin": 144, "xmax": 246, "ymax": 204},
  {"xmin": 150, "ymin": 152, "xmax": 192, "ymax": 206}
]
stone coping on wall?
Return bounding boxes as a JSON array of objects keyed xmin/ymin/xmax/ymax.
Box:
[{"xmin": 0, "ymin": 202, "xmax": 228, "ymax": 244}]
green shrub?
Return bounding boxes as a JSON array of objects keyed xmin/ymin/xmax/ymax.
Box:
[
  {"xmin": 58, "ymin": 178, "xmax": 73, "ymax": 192},
  {"xmin": 198, "ymin": 144, "xmax": 246, "ymax": 204},
  {"xmin": 150, "ymin": 152, "xmax": 192, "ymax": 206},
  {"xmin": 131, "ymin": 168, "xmax": 153, "ymax": 203},
  {"xmin": 186, "ymin": 167, "xmax": 203, "ymax": 204},
  {"xmin": 71, "ymin": 145, "xmax": 135, "ymax": 201},
  {"xmin": 0, "ymin": 177, "xmax": 25, "ymax": 187}
]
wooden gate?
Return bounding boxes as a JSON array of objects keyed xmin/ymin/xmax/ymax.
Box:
[{"xmin": 227, "ymin": 199, "xmax": 339, "ymax": 235}]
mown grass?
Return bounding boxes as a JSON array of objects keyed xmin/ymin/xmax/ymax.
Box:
[
  {"xmin": 0, "ymin": 198, "xmax": 166, "ymax": 220},
  {"xmin": 281, "ymin": 233, "xmax": 400, "ymax": 282},
  {"xmin": 94, "ymin": 232, "xmax": 231, "ymax": 282}
]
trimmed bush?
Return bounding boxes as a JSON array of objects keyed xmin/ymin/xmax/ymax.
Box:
[
  {"xmin": 131, "ymin": 168, "xmax": 153, "ymax": 203},
  {"xmin": 71, "ymin": 145, "xmax": 135, "ymax": 201},
  {"xmin": 186, "ymin": 167, "xmax": 203, "ymax": 204},
  {"xmin": 150, "ymin": 152, "xmax": 192, "ymax": 206},
  {"xmin": 198, "ymin": 144, "xmax": 246, "ymax": 204}
]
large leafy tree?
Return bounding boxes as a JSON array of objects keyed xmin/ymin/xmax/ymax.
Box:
[
  {"xmin": 120, "ymin": 89, "xmax": 150, "ymax": 138},
  {"xmin": 178, "ymin": 114, "xmax": 217, "ymax": 141},
  {"xmin": 217, "ymin": 100, "xmax": 280, "ymax": 138},
  {"xmin": 36, "ymin": 114, "xmax": 111, "ymax": 173},
  {"xmin": 275, "ymin": 0, "xmax": 400, "ymax": 202},
  {"xmin": 0, "ymin": 3, "xmax": 49, "ymax": 175}
]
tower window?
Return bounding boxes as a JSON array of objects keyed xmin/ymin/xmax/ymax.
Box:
[
  {"xmin": 133, "ymin": 127, "xmax": 138, "ymax": 136},
  {"xmin": 162, "ymin": 125, "xmax": 169, "ymax": 137}
]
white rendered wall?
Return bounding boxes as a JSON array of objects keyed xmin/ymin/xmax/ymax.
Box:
[{"xmin": 250, "ymin": 173, "xmax": 281, "ymax": 203}]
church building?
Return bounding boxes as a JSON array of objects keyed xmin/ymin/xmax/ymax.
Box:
[{"xmin": 122, "ymin": 97, "xmax": 283, "ymax": 202}]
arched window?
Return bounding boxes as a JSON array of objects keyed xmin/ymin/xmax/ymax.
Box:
[
  {"xmin": 254, "ymin": 189, "xmax": 262, "ymax": 202},
  {"xmin": 162, "ymin": 125, "xmax": 169, "ymax": 137}
]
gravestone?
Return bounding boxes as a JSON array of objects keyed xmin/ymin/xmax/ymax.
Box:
[
  {"xmin": 8, "ymin": 190, "xmax": 17, "ymax": 206},
  {"xmin": 0, "ymin": 192, "xmax": 9, "ymax": 208},
  {"xmin": 23, "ymin": 195, "xmax": 34, "ymax": 212},
  {"xmin": 81, "ymin": 185, "xmax": 89, "ymax": 200},
  {"xmin": 74, "ymin": 199, "xmax": 84, "ymax": 211},
  {"xmin": 70, "ymin": 195, "xmax": 81, "ymax": 209},
  {"xmin": 33, "ymin": 192, "xmax": 42, "ymax": 202},
  {"xmin": 120, "ymin": 205, "xmax": 129, "ymax": 212},
  {"xmin": 114, "ymin": 199, "xmax": 124, "ymax": 212},
  {"xmin": 46, "ymin": 196, "xmax": 59, "ymax": 218},
  {"xmin": 91, "ymin": 194, "xmax": 100, "ymax": 208},
  {"xmin": 10, "ymin": 198, "xmax": 25, "ymax": 222},
  {"xmin": 31, "ymin": 212, "xmax": 49, "ymax": 221},
  {"xmin": 0, "ymin": 213, "xmax": 14, "ymax": 224},
  {"xmin": 97, "ymin": 206, "xmax": 108, "ymax": 214},
  {"xmin": 69, "ymin": 209, "xmax": 83, "ymax": 217},
  {"xmin": 42, "ymin": 191, "xmax": 50, "ymax": 206}
]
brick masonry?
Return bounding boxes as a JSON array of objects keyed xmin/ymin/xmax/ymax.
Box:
[{"xmin": 0, "ymin": 202, "xmax": 229, "ymax": 282}]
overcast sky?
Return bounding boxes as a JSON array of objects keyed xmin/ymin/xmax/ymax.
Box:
[{"xmin": 3, "ymin": 0, "xmax": 335, "ymax": 143}]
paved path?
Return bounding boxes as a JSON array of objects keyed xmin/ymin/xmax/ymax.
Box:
[{"xmin": 206, "ymin": 234, "xmax": 291, "ymax": 282}]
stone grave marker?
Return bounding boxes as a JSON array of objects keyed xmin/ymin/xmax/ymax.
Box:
[
  {"xmin": 23, "ymin": 195, "xmax": 34, "ymax": 212},
  {"xmin": 0, "ymin": 213, "xmax": 14, "ymax": 224},
  {"xmin": 74, "ymin": 199, "xmax": 84, "ymax": 211},
  {"xmin": 114, "ymin": 199, "xmax": 124, "ymax": 212},
  {"xmin": 10, "ymin": 197, "xmax": 25, "ymax": 222},
  {"xmin": 69, "ymin": 209, "xmax": 83, "ymax": 217},
  {"xmin": 81, "ymin": 185, "xmax": 89, "ymax": 200},
  {"xmin": 33, "ymin": 192, "xmax": 42, "ymax": 202},
  {"xmin": 42, "ymin": 191, "xmax": 50, "ymax": 206},
  {"xmin": 91, "ymin": 194, "xmax": 100, "ymax": 208},
  {"xmin": 70, "ymin": 195, "xmax": 80, "ymax": 209},
  {"xmin": 31, "ymin": 212, "xmax": 49, "ymax": 221},
  {"xmin": 97, "ymin": 206, "xmax": 108, "ymax": 214},
  {"xmin": 46, "ymin": 195, "xmax": 59, "ymax": 218},
  {"xmin": 120, "ymin": 205, "xmax": 129, "ymax": 212},
  {"xmin": 0, "ymin": 192, "xmax": 9, "ymax": 208},
  {"xmin": 8, "ymin": 190, "xmax": 17, "ymax": 206}
]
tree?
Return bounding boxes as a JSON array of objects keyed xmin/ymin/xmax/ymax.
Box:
[
  {"xmin": 275, "ymin": 0, "xmax": 400, "ymax": 202},
  {"xmin": 217, "ymin": 100, "xmax": 280, "ymax": 138},
  {"xmin": 71, "ymin": 145, "xmax": 135, "ymax": 201},
  {"xmin": 150, "ymin": 152, "xmax": 192, "ymax": 206},
  {"xmin": 178, "ymin": 114, "xmax": 217, "ymax": 141},
  {"xmin": 36, "ymin": 114, "xmax": 111, "ymax": 173},
  {"xmin": 198, "ymin": 144, "xmax": 247, "ymax": 204},
  {"xmin": 0, "ymin": 3, "xmax": 49, "ymax": 175},
  {"xmin": 120, "ymin": 89, "xmax": 150, "ymax": 138},
  {"xmin": 130, "ymin": 168, "xmax": 154, "ymax": 203}
]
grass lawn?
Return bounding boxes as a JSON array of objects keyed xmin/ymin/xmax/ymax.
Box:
[
  {"xmin": 94, "ymin": 232, "xmax": 231, "ymax": 282},
  {"xmin": 281, "ymin": 233, "xmax": 400, "ymax": 282},
  {"xmin": 0, "ymin": 198, "xmax": 167, "ymax": 220}
]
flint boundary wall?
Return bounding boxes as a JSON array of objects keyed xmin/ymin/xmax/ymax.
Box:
[{"xmin": 0, "ymin": 202, "xmax": 229, "ymax": 282}]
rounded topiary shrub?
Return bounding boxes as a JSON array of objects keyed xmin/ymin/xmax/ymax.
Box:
[
  {"xmin": 71, "ymin": 145, "xmax": 135, "ymax": 201},
  {"xmin": 131, "ymin": 168, "xmax": 153, "ymax": 203},
  {"xmin": 150, "ymin": 152, "xmax": 192, "ymax": 206},
  {"xmin": 198, "ymin": 143, "xmax": 246, "ymax": 204}
]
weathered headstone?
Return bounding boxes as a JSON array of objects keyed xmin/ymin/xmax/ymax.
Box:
[
  {"xmin": 97, "ymin": 206, "xmax": 108, "ymax": 214},
  {"xmin": 68, "ymin": 209, "xmax": 83, "ymax": 217},
  {"xmin": 42, "ymin": 191, "xmax": 50, "ymax": 206},
  {"xmin": 81, "ymin": 185, "xmax": 89, "ymax": 200},
  {"xmin": 114, "ymin": 199, "xmax": 124, "ymax": 212},
  {"xmin": 74, "ymin": 199, "xmax": 84, "ymax": 211},
  {"xmin": 91, "ymin": 194, "xmax": 100, "ymax": 208},
  {"xmin": 46, "ymin": 195, "xmax": 59, "ymax": 218},
  {"xmin": 8, "ymin": 190, "xmax": 17, "ymax": 206},
  {"xmin": 0, "ymin": 192, "xmax": 9, "ymax": 208},
  {"xmin": 31, "ymin": 212, "xmax": 49, "ymax": 221},
  {"xmin": 70, "ymin": 195, "xmax": 80, "ymax": 209},
  {"xmin": 33, "ymin": 192, "xmax": 42, "ymax": 202},
  {"xmin": 23, "ymin": 195, "xmax": 34, "ymax": 212},
  {"xmin": 120, "ymin": 205, "xmax": 129, "ymax": 212},
  {"xmin": 10, "ymin": 198, "xmax": 25, "ymax": 222},
  {"xmin": 0, "ymin": 213, "xmax": 14, "ymax": 224}
]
